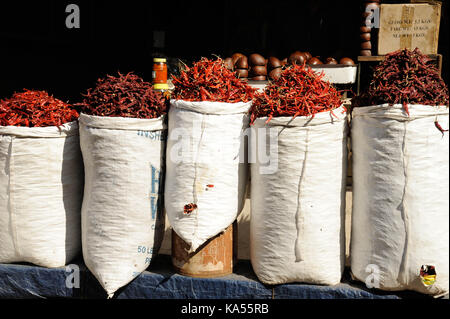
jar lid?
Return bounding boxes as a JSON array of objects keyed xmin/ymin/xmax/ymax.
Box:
[
  {"xmin": 153, "ymin": 83, "xmax": 169, "ymax": 90},
  {"xmin": 153, "ymin": 58, "xmax": 167, "ymax": 63}
]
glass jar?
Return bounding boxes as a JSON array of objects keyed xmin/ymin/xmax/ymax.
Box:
[{"xmin": 153, "ymin": 58, "xmax": 169, "ymax": 91}]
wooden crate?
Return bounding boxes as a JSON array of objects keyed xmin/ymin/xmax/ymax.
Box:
[{"xmin": 377, "ymin": 2, "xmax": 441, "ymax": 55}]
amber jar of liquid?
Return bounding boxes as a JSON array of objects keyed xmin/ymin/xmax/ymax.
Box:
[{"xmin": 153, "ymin": 58, "xmax": 169, "ymax": 91}]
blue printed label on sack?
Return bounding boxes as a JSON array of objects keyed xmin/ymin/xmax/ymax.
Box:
[
  {"xmin": 137, "ymin": 130, "xmax": 167, "ymax": 141},
  {"xmin": 137, "ymin": 245, "xmax": 154, "ymax": 265},
  {"xmin": 150, "ymin": 165, "xmax": 164, "ymax": 221}
]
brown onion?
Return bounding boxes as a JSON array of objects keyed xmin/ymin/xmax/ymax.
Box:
[
  {"xmin": 361, "ymin": 41, "xmax": 372, "ymax": 50},
  {"xmin": 288, "ymin": 51, "xmax": 306, "ymax": 65},
  {"xmin": 304, "ymin": 52, "xmax": 312, "ymax": 61},
  {"xmin": 268, "ymin": 68, "xmax": 282, "ymax": 81},
  {"xmin": 360, "ymin": 33, "xmax": 371, "ymax": 41},
  {"xmin": 308, "ymin": 57, "xmax": 323, "ymax": 65},
  {"xmin": 249, "ymin": 53, "xmax": 266, "ymax": 66},
  {"xmin": 325, "ymin": 57, "xmax": 338, "ymax": 65},
  {"xmin": 249, "ymin": 75, "xmax": 267, "ymax": 81},
  {"xmin": 235, "ymin": 56, "xmax": 248, "ymax": 69},
  {"xmin": 339, "ymin": 57, "xmax": 355, "ymax": 65},
  {"xmin": 235, "ymin": 68, "xmax": 248, "ymax": 78},
  {"xmin": 268, "ymin": 57, "xmax": 282, "ymax": 69},
  {"xmin": 232, "ymin": 53, "xmax": 245, "ymax": 65},
  {"xmin": 249, "ymin": 65, "xmax": 268, "ymax": 76}
]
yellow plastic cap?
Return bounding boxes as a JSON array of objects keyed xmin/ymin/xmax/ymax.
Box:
[
  {"xmin": 153, "ymin": 58, "xmax": 167, "ymax": 63},
  {"xmin": 153, "ymin": 83, "xmax": 169, "ymax": 90}
]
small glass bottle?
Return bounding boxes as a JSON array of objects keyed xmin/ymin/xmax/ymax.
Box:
[{"xmin": 152, "ymin": 58, "xmax": 169, "ymax": 91}]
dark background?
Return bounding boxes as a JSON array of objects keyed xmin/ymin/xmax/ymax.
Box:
[{"xmin": 0, "ymin": 0, "xmax": 448, "ymax": 103}]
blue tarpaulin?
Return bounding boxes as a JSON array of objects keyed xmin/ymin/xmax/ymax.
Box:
[{"xmin": 0, "ymin": 255, "xmax": 439, "ymax": 299}]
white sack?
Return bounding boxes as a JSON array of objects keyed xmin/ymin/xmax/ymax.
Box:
[
  {"xmin": 165, "ymin": 99, "xmax": 250, "ymax": 253},
  {"xmin": 250, "ymin": 106, "xmax": 348, "ymax": 285},
  {"xmin": 79, "ymin": 114, "xmax": 166, "ymax": 297},
  {"xmin": 351, "ymin": 104, "xmax": 449, "ymax": 296},
  {"xmin": 0, "ymin": 122, "xmax": 83, "ymax": 268}
]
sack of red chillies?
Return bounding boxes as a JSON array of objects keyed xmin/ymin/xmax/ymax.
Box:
[
  {"xmin": 248, "ymin": 63, "xmax": 348, "ymax": 286},
  {"xmin": 0, "ymin": 89, "xmax": 83, "ymax": 268},
  {"xmin": 350, "ymin": 48, "xmax": 449, "ymax": 296},
  {"xmin": 165, "ymin": 57, "xmax": 256, "ymax": 254},
  {"xmin": 77, "ymin": 72, "xmax": 167, "ymax": 298}
]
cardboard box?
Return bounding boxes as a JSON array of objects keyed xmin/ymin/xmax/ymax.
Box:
[{"xmin": 378, "ymin": 2, "xmax": 441, "ymax": 55}]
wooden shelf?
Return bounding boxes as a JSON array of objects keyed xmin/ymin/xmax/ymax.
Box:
[{"xmin": 358, "ymin": 54, "xmax": 442, "ymax": 62}]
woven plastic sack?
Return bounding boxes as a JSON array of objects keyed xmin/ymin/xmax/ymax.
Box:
[
  {"xmin": 165, "ymin": 99, "xmax": 250, "ymax": 253},
  {"xmin": 250, "ymin": 106, "xmax": 348, "ymax": 285},
  {"xmin": 79, "ymin": 114, "xmax": 166, "ymax": 297},
  {"xmin": 0, "ymin": 122, "xmax": 83, "ymax": 268},
  {"xmin": 351, "ymin": 104, "xmax": 449, "ymax": 296}
]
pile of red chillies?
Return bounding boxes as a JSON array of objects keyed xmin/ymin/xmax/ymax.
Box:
[
  {"xmin": 351, "ymin": 48, "xmax": 449, "ymax": 114},
  {"xmin": 249, "ymin": 63, "xmax": 342, "ymax": 124},
  {"xmin": 171, "ymin": 57, "xmax": 257, "ymax": 103},
  {"xmin": 0, "ymin": 90, "xmax": 79, "ymax": 127},
  {"xmin": 79, "ymin": 72, "xmax": 167, "ymax": 119}
]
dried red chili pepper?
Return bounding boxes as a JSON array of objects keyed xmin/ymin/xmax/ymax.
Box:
[
  {"xmin": 183, "ymin": 203, "xmax": 197, "ymax": 215},
  {"xmin": 172, "ymin": 57, "xmax": 257, "ymax": 103},
  {"xmin": 249, "ymin": 63, "xmax": 342, "ymax": 124},
  {"xmin": 352, "ymin": 48, "xmax": 449, "ymax": 113},
  {"xmin": 78, "ymin": 72, "xmax": 167, "ymax": 119},
  {"xmin": 0, "ymin": 90, "xmax": 79, "ymax": 127},
  {"xmin": 435, "ymin": 120, "xmax": 449, "ymax": 136}
]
